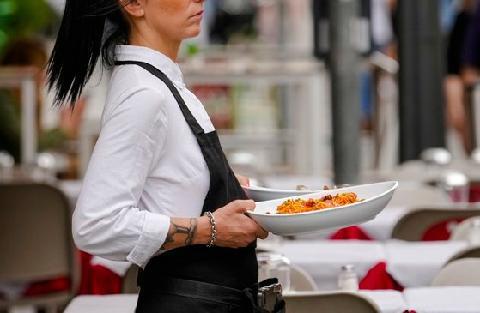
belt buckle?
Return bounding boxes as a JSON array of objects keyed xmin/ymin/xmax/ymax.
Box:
[{"xmin": 257, "ymin": 282, "xmax": 283, "ymax": 312}]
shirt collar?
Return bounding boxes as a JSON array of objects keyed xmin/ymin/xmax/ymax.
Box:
[{"xmin": 115, "ymin": 45, "xmax": 185, "ymax": 88}]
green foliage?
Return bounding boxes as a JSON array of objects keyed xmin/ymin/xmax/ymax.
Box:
[
  {"xmin": 39, "ymin": 127, "xmax": 68, "ymax": 152},
  {"xmin": 0, "ymin": 0, "xmax": 57, "ymax": 53}
]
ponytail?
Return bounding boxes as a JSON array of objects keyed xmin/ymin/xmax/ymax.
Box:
[{"xmin": 47, "ymin": 0, "xmax": 130, "ymax": 108}]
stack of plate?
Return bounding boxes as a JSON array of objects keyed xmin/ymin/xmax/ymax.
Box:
[{"xmin": 244, "ymin": 181, "xmax": 398, "ymax": 236}]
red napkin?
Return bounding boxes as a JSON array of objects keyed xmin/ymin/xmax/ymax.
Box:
[
  {"xmin": 469, "ymin": 183, "xmax": 480, "ymax": 202},
  {"xmin": 359, "ymin": 261, "xmax": 404, "ymax": 291},
  {"xmin": 23, "ymin": 277, "xmax": 70, "ymax": 297},
  {"xmin": 421, "ymin": 218, "xmax": 466, "ymax": 241},
  {"xmin": 329, "ymin": 226, "xmax": 373, "ymax": 240},
  {"xmin": 78, "ymin": 251, "xmax": 122, "ymax": 295}
]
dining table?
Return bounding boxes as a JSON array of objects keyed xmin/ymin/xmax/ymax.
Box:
[
  {"xmin": 276, "ymin": 239, "xmax": 468, "ymax": 291},
  {"xmin": 403, "ymin": 286, "xmax": 480, "ymax": 313}
]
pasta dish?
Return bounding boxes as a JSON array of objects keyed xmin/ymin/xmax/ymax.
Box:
[{"xmin": 276, "ymin": 192, "xmax": 361, "ymax": 214}]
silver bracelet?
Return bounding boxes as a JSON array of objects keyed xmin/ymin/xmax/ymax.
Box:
[{"xmin": 205, "ymin": 211, "xmax": 217, "ymax": 248}]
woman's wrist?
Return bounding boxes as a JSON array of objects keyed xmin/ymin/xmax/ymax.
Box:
[
  {"xmin": 193, "ymin": 216, "xmax": 211, "ymax": 245},
  {"xmin": 204, "ymin": 212, "xmax": 217, "ymax": 247}
]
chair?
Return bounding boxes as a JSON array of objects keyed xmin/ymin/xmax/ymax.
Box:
[
  {"xmin": 0, "ymin": 183, "xmax": 78, "ymax": 313},
  {"xmin": 450, "ymin": 216, "xmax": 480, "ymax": 241},
  {"xmin": 289, "ymin": 265, "xmax": 317, "ymax": 292},
  {"xmin": 64, "ymin": 294, "xmax": 138, "ymax": 313},
  {"xmin": 122, "ymin": 265, "xmax": 140, "ymax": 294},
  {"xmin": 391, "ymin": 207, "xmax": 480, "ymax": 241},
  {"xmin": 284, "ymin": 292, "xmax": 380, "ymax": 313},
  {"xmin": 431, "ymin": 258, "xmax": 480, "ymax": 286},
  {"xmin": 447, "ymin": 246, "xmax": 480, "ymax": 263}
]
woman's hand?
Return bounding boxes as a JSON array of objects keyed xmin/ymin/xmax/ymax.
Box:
[
  {"xmin": 162, "ymin": 200, "xmax": 267, "ymax": 251},
  {"xmin": 235, "ymin": 174, "xmax": 250, "ymax": 187},
  {"xmin": 211, "ymin": 200, "xmax": 268, "ymax": 248}
]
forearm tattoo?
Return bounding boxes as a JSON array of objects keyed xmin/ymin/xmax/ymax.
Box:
[{"xmin": 161, "ymin": 218, "xmax": 197, "ymax": 250}]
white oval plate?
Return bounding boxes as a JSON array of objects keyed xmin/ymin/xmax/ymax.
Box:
[
  {"xmin": 246, "ymin": 181, "xmax": 398, "ymax": 235},
  {"xmin": 244, "ymin": 185, "xmax": 320, "ymax": 202}
]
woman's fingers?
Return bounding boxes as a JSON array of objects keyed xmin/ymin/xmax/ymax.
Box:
[
  {"xmin": 225, "ymin": 199, "xmax": 255, "ymax": 213},
  {"xmin": 229, "ymin": 201, "xmax": 267, "ymax": 239},
  {"xmin": 213, "ymin": 199, "xmax": 267, "ymax": 248},
  {"xmin": 256, "ymin": 226, "xmax": 269, "ymax": 239}
]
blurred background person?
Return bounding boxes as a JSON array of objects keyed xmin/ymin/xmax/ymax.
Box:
[{"xmin": 445, "ymin": 0, "xmax": 478, "ymax": 155}]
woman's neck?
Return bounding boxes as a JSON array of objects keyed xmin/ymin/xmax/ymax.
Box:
[{"xmin": 129, "ymin": 30, "xmax": 181, "ymax": 62}]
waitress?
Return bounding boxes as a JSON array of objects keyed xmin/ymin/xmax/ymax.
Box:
[{"xmin": 47, "ymin": 0, "xmax": 284, "ymax": 312}]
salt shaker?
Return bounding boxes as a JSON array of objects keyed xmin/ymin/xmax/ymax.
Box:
[
  {"xmin": 338, "ymin": 264, "xmax": 359, "ymax": 291},
  {"xmin": 441, "ymin": 170, "xmax": 470, "ymax": 203}
]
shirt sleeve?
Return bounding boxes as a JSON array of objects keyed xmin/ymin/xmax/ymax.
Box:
[{"xmin": 72, "ymin": 87, "xmax": 170, "ymax": 268}]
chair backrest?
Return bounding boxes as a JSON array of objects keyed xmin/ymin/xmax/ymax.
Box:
[
  {"xmin": 0, "ymin": 183, "xmax": 74, "ymax": 283},
  {"xmin": 447, "ymin": 246, "xmax": 480, "ymax": 263},
  {"xmin": 122, "ymin": 265, "xmax": 140, "ymax": 294},
  {"xmin": 432, "ymin": 258, "xmax": 480, "ymax": 286},
  {"xmin": 386, "ymin": 184, "xmax": 450, "ymax": 208},
  {"xmin": 450, "ymin": 217, "xmax": 480, "ymax": 241},
  {"xmin": 284, "ymin": 292, "xmax": 380, "ymax": 313},
  {"xmin": 289, "ymin": 264, "xmax": 317, "ymax": 292},
  {"xmin": 391, "ymin": 208, "xmax": 480, "ymax": 241}
]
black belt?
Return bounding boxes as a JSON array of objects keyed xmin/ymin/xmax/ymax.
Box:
[{"xmin": 141, "ymin": 277, "xmax": 285, "ymax": 313}]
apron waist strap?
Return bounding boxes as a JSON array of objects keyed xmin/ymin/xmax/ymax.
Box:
[
  {"xmin": 141, "ymin": 277, "xmax": 284, "ymax": 312},
  {"xmin": 143, "ymin": 277, "xmax": 247, "ymax": 307}
]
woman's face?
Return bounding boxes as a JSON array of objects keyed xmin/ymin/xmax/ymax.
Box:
[{"xmin": 130, "ymin": 0, "xmax": 205, "ymax": 42}]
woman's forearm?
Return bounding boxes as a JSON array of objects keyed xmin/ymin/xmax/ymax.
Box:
[
  {"xmin": 160, "ymin": 200, "xmax": 268, "ymax": 251},
  {"xmin": 160, "ymin": 216, "xmax": 210, "ymax": 251}
]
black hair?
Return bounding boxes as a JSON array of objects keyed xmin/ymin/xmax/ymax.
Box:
[{"xmin": 47, "ymin": 0, "xmax": 131, "ymax": 108}]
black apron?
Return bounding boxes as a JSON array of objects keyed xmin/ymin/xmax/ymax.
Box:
[{"xmin": 115, "ymin": 61, "xmax": 259, "ymax": 313}]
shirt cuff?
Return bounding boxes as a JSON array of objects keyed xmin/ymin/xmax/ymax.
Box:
[{"xmin": 126, "ymin": 212, "xmax": 170, "ymax": 268}]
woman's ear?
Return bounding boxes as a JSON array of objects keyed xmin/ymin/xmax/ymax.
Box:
[{"xmin": 122, "ymin": 0, "xmax": 144, "ymax": 18}]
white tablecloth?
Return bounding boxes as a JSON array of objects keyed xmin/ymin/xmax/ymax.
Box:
[
  {"xmin": 65, "ymin": 295, "xmax": 138, "ymax": 313},
  {"xmin": 404, "ymin": 287, "xmax": 480, "ymax": 313},
  {"xmin": 276, "ymin": 240, "xmax": 471, "ymax": 290},
  {"xmin": 360, "ymin": 291, "xmax": 408, "ymax": 313},
  {"xmin": 279, "ymin": 240, "xmax": 386, "ymax": 290},
  {"xmin": 384, "ymin": 241, "xmax": 467, "ymax": 287},
  {"xmin": 360, "ymin": 207, "xmax": 411, "ymax": 240},
  {"xmin": 380, "ymin": 160, "xmax": 480, "ymax": 185}
]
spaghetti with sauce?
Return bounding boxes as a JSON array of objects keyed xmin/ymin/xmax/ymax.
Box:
[{"xmin": 276, "ymin": 192, "xmax": 361, "ymax": 214}]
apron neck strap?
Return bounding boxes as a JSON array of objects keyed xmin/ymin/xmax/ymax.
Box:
[{"xmin": 115, "ymin": 60, "xmax": 205, "ymax": 135}]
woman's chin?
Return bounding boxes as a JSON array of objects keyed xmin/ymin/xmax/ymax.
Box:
[{"xmin": 183, "ymin": 26, "xmax": 202, "ymax": 39}]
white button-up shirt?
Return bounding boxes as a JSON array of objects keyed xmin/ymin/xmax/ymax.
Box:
[{"xmin": 73, "ymin": 45, "xmax": 213, "ymax": 268}]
